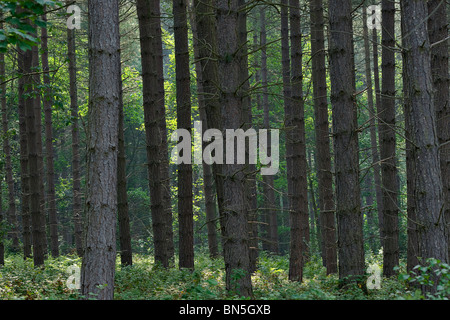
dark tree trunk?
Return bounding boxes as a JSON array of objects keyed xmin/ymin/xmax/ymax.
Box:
[
  {"xmin": 174, "ymin": 0, "xmax": 194, "ymax": 270},
  {"xmin": 118, "ymin": 59, "xmax": 132, "ymax": 267},
  {"xmin": 17, "ymin": 46, "xmax": 32, "ymax": 259},
  {"xmin": 0, "ymin": 30, "xmax": 20, "ymax": 253},
  {"xmin": 216, "ymin": 0, "xmax": 253, "ymax": 297},
  {"xmin": 329, "ymin": 0, "xmax": 365, "ymax": 283},
  {"xmin": 310, "ymin": 0, "xmax": 337, "ymax": 274},
  {"xmin": 189, "ymin": 4, "xmax": 220, "ymax": 259},
  {"xmin": 401, "ymin": 0, "xmax": 448, "ymax": 288},
  {"xmin": 41, "ymin": 12, "xmax": 59, "ymax": 258},
  {"xmin": 288, "ymin": 0, "xmax": 309, "ymax": 281},
  {"xmin": 380, "ymin": 0, "xmax": 399, "ymax": 277},
  {"xmin": 67, "ymin": 13, "xmax": 83, "ymax": 257},
  {"xmin": 80, "ymin": 0, "xmax": 121, "ymax": 300},
  {"xmin": 137, "ymin": 0, "xmax": 174, "ymax": 268},
  {"xmin": 259, "ymin": 6, "xmax": 278, "ymax": 254},
  {"xmin": 427, "ymin": 0, "xmax": 449, "ymax": 262}
]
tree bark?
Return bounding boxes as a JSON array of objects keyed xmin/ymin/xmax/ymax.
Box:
[
  {"xmin": 216, "ymin": 0, "xmax": 253, "ymax": 297},
  {"xmin": 401, "ymin": 0, "xmax": 448, "ymax": 283},
  {"xmin": 380, "ymin": 0, "xmax": 399, "ymax": 277},
  {"xmin": 137, "ymin": 0, "xmax": 174, "ymax": 268},
  {"xmin": 329, "ymin": 0, "xmax": 365, "ymax": 283},
  {"xmin": 67, "ymin": 10, "xmax": 83, "ymax": 257},
  {"xmin": 427, "ymin": 0, "xmax": 449, "ymax": 263},
  {"xmin": 81, "ymin": 0, "xmax": 121, "ymax": 300},
  {"xmin": 310, "ymin": 0, "xmax": 337, "ymax": 274},
  {"xmin": 288, "ymin": 0, "xmax": 309, "ymax": 281},
  {"xmin": 174, "ymin": 0, "xmax": 194, "ymax": 270}
]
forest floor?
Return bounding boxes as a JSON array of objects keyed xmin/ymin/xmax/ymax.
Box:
[{"xmin": 0, "ymin": 250, "xmax": 446, "ymax": 300}]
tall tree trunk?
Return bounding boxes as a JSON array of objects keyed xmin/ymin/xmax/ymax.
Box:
[
  {"xmin": 41, "ymin": 11, "xmax": 59, "ymax": 258},
  {"xmin": 310, "ymin": 0, "xmax": 337, "ymax": 274},
  {"xmin": 401, "ymin": 0, "xmax": 448, "ymax": 292},
  {"xmin": 362, "ymin": 5, "xmax": 382, "ymax": 255},
  {"xmin": 0, "ymin": 30, "xmax": 20, "ymax": 252},
  {"xmin": 137, "ymin": 0, "xmax": 174, "ymax": 268},
  {"xmin": 67, "ymin": 9, "xmax": 83, "ymax": 257},
  {"xmin": 427, "ymin": 0, "xmax": 449, "ymax": 262},
  {"xmin": 17, "ymin": 46, "xmax": 32, "ymax": 259},
  {"xmin": 118, "ymin": 59, "xmax": 132, "ymax": 267},
  {"xmin": 380, "ymin": 0, "xmax": 399, "ymax": 277},
  {"xmin": 259, "ymin": 6, "xmax": 278, "ymax": 254},
  {"xmin": 216, "ymin": 0, "xmax": 253, "ymax": 297},
  {"xmin": 372, "ymin": 26, "xmax": 383, "ymax": 247},
  {"xmin": 80, "ymin": 0, "xmax": 121, "ymax": 300},
  {"xmin": 0, "ymin": 174, "xmax": 3, "ymax": 265},
  {"xmin": 288, "ymin": 0, "xmax": 309, "ymax": 281},
  {"xmin": 189, "ymin": 3, "xmax": 219, "ymax": 259},
  {"xmin": 174, "ymin": 0, "xmax": 194, "ymax": 270},
  {"xmin": 329, "ymin": 0, "xmax": 365, "ymax": 283}
]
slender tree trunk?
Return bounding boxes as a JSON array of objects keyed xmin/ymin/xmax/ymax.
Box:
[
  {"xmin": 401, "ymin": 0, "xmax": 448, "ymax": 289},
  {"xmin": 67, "ymin": 11, "xmax": 83, "ymax": 257},
  {"xmin": 17, "ymin": 46, "xmax": 32, "ymax": 259},
  {"xmin": 0, "ymin": 174, "xmax": 3, "ymax": 265},
  {"xmin": 310, "ymin": 0, "xmax": 337, "ymax": 274},
  {"xmin": 362, "ymin": 5, "xmax": 382, "ymax": 255},
  {"xmin": 216, "ymin": 0, "xmax": 253, "ymax": 297},
  {"xmin": 287, "ymin": 0, "xmax": 308, "ymax": 281},
  {"xmin": 80, "ymin": 0, "xmax": 121, "ymax": 300},
  {"xmin": 189, "ymin": 3, "xmax": 219, "ymax": 259},
  {"xmin": 118, "ymin": 59, "xmax": 132, "ymax": 267},
  {"xmin": 137, "ymin": 0, "xmax": 174, "ymax": 268},
  {"xmin": 174, "ymin": 0, "xmax": 194, "ymax": 270},
  {"xmin": 380, "ymin": 0, "xmax": 399, "ymax": 277},
  {"xmin": 0, "ymin": 32, "xmax": 20, "ymax": 252},
  {"xmin": 329, "ymin": 0, "xmax": 365, "ymax": 283},
  {"xmin": 41, "ymin": 12, "xmax": 59, "ymax": 258},
  {"xmin": 427, "ymin": 0, "xmax": 449, "ymax": 262},
  {"xmin": 372, "ymin": 27, "xmax": 384, "ymax": 247}
]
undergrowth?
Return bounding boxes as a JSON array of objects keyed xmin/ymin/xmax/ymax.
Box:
[{"xmin": 0, "ymin": 250, "xmax": 445, "ymax": 300}]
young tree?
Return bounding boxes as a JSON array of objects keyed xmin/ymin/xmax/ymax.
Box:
[
  {"xmin": 380, "ymin": 0, "xmax": 399, "ymax": 276},
  {"xmin": 328, "ymin": 0, "xmax": 365, "ymax": 283},
  {"xmin": 310, "ymin": 0, "xmax": 337, "ymax": 274},
  {"xmin": 401, "ymin": 0, "xmax": 448, "ymax": 291},
  {"xmin": 173, "ymin": 0, "xmax": 194, "ymax": 270},
  {"xmin": 80, "ymin": 0, "xmax": 121, "ymax": 300}
]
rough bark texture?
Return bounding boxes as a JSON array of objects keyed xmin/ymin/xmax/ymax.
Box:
[
  {"xmin": 216, "ymin": 0, "xmax": 253, "ymax": 297},
  {"xmin": 41, "ymin": 12, "xmax": 59, "ymax": 258},
  {"xmin": 80, "ymin": 0, "xmax": 121, "ymax": 300},
  {"xmin": 137, "ymin": 0, "xmax": 174, "ymax": 268},
  {"xmin": 329, "ymin": 0, "xmax": 365, "ymax": 282},
  {"xmin": 380, "ymin": 0, "xmax": 399, "ymax": 276},
  {"xmin": 427, "ymin": 0, "xmax": 449, "ymax": 262},
  {"xmin": 310, "ymin": 0, "xmax": 337, "ymax": 274},
  {"xmin": 288, "ymin": 0, "xmax": 309, "ymax": 282},
  {"xmin": 401, "ymin": 0, "xmax": 448, "ymax": 273},
  {"xmin": 67, "ymin": 16, "xmax": 83, "ymax": 257},
  {"xmin": 174, "ymin": 0, "xmax": 194, "ymax": 270}
]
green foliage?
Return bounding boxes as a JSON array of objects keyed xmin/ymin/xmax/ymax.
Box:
[{"xmin": 396, "ymin": 258, "xmax": 450, "ymax": 300}]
